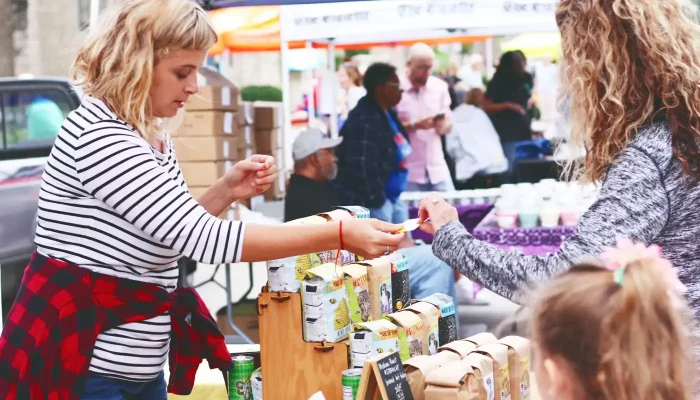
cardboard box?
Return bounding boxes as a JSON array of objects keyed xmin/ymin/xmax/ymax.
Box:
[
  {"xmin": 239, "ymin": 126, "xmax": 256, "ymax": 149},
  {"xmin": 186, "ymin": 86, "xmax": 239, "ymax": 112},
  {"xmin": 173, "ymin": 136, "xmax": 237, "ymax": 161},
  {"xmin": 264, "ymin": 172, "xmax": 287, "ymax": 201},
  {"xmin": 236, "ymin": 102, "xmax": 255, "ymax": 126},
  {"xmin": 179, "ymin": 161, "xmax": 232, "ymax": 187},
  {"xmin": 238, "ymin": 146, "xmax": 255, "ymax": 161},
  {"xmin": 173, "ymin": 111, "xmax": 237, "ymax": 137},
  {"xmin": 255, "ymin": 128, "xmax": 282, "ymax": 153},
  {"xmin": 254, "ymin": 101, "xmax": 283, "ymax": 129}
]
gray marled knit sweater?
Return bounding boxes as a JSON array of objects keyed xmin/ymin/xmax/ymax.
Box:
[{"xmin": 433, "ymin": 123, "xmax": 700, "ymax": 343}]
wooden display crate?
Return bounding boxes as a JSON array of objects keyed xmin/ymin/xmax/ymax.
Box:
[{"xmin": 258, "ymin": 290, "xmax": 350, "ymax": 400}]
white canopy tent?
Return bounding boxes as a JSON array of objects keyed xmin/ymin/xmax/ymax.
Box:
[{"xmin": 276, "ymin": 0, "xmax": 558, "ymax": 166}]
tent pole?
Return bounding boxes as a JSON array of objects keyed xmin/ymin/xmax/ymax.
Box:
[
  {"xmin": 486, "ymin": 37, "xmax": 494, "ymax": 80},
  {"xmin": 328, "ymin": 38, "xmax": 338, "ymax": 139},
  {"xmin": 280, "ymin": 33, "xmax": 293, "ymax": 175}
]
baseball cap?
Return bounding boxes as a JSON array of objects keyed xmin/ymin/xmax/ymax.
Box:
[{"xmin": 292, "ymin": 128, "xmax": 343, "ymax": 161}]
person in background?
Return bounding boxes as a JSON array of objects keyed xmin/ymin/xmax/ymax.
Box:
[
  {"xmin": 532, "ymin": 241, "xmax": 692, "ymax": 399},
  {"xmin": 286, "ymin": 129, "xmax": 456, "ymax": 303},
  {"xmin": 335, "ymin": 62, "xmax": 411, "ymax": 225},
  {"xmin": 338, "ymin": 62, "xmax": 367, "ymax": 115},
  {"xmin": 458, "ymin": 53, "xmax": 486, "ymax": 91},
  {"xmin": 446, "ymin": 88, "xmax": 507, "ymax": 190},
  {"xmin": 484, "ymin": 50, "xmax": 534, "ymax": 181},
  {"xmin": 284, "ymin": 128, "xmax": 342, "ymax": 222},
  {"xmin": 443, "ymin": 60, "xmax": 462, "ymax": 110},
  {"xmin": 0, "ymin": 1, "xmax": 405, "ymax": 398},
  {"xmin": 398, "ymin": 43, "xmax": 454, "ymax": 192}
]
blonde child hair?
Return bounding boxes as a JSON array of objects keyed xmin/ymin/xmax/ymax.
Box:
[
  {"xmin": 532, "ymin": 240, "xmax": 693, "ymax": 400},
  {"xmin": 71, "ymin": 0, "xmax": 217, "ymax": 140}
]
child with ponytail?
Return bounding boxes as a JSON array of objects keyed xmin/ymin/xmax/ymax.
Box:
[{"xmin": 532, "ymin": 239, "xmax": 695, "ymax": 400}]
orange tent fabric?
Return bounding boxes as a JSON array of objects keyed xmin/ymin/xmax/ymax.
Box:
[{"xmin": 208, "ymin": 6, "xmax": 490, "ymax": 54}]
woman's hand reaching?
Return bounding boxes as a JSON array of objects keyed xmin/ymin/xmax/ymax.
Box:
[
  {"xmin": 342, "ymin": 218, "xmax": 406, "ymax": 259},
  {"xmin": 418, "ymin": 194, "xmax": 459, "ymax": 235}
]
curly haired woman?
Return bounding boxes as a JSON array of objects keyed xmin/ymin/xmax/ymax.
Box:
[{"xmin": 419, "ymin": 0, "xmax": 700, "ymax": 371}]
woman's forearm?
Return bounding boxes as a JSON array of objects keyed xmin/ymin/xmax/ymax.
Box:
[
  {"xmin": 483, "ymin": 102, "xmax": 512, "ymax": 114},
  {"xmin": 240, "ymin": 222, "xmax": 340, "ymax": 262},
  {"xmin": 195, "ymin": 178, "xmax": 235, "ymax": 216}
]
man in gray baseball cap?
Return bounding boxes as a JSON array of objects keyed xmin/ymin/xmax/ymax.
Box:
[{"xmin": 285, "ymin": 128, "xmax": 343, "ymax": 222}]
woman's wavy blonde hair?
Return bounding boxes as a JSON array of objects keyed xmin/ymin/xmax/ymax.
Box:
[
  {"xmin": 71, "ymin": 0, "xmax": 217, "ymax": 139},
  {"xmin": 557, "ymin": 0, "xmax": 700, "ymax": 182}
]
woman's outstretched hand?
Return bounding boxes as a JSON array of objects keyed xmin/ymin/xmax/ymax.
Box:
[
  {"xmin": 342, "ymin": 218, "xmax": 406, "ymax": 259},
  {"xmin": 418, "ymin": 194, "xmax": 459, "ymax": 235}
]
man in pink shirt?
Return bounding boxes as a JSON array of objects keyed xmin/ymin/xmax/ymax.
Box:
[{"xmin": 397, "ymin": 43, "xmax": 454, "ymax": 192}]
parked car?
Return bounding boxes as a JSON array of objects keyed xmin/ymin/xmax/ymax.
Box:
[{"xmin": 0, "ymin": 77, "xmax": 82, "ymax": 319}]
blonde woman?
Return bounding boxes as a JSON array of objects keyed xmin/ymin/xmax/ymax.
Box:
[
  {"xmin": 0, "ymin": 1, "xmax": 404, "ymax": 399},
  {"xmin": 420, "ymin": 0, "xmax": 700, "ymax": 371}
]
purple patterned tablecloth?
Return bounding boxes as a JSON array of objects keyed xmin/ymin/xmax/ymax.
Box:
[
  {"xmin": 408, "ymin": 204, "xmax": 494, "ymax": 244},
  {"xmin": 472, "ymin": 209, "xmax": 577, "ymax": 256}
]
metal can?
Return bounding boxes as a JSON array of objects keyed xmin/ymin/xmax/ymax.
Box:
[
  {"xmin": 229, "ymin": 355, "xmax": 255, "ymax": 400},
  {"xmin": 341, "ymin": 368, "xmax": 363, "ymax": 400}
]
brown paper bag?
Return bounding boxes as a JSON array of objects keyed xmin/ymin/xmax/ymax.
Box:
[
  {"xmin": 424, "ymin": 360, "xmax": 482, "ymax": 400},
  {"xmin": 475, "ymin": 344, "xmax": 511, "ymax": 400},
  {"xmin": 499, "ymin": 336, "xmax": 532, "ymax": 400},
  {"xmin": 433, "ymin": 349, "xmax": 461, "ymax": 365},
  {"xmin": 404, "ymin": 355, "xmax": 444, "ymax": 400},
  {"xmin": 464, "ymin": 352, "xmax": 496, "ymax": 400},
  {"xmin": 462, "ymin": 332, "xmax": 498, "ymax": 347},
  {"xmin": 362, "ymin": 257, "xmax": 394, "ymax": 320},
  {"xmin": 385, "ymin": 311, "xmax": 424, "ymax": 362},
  {"xmin": 406, "ymin": 302, "xmax": 440, "ymax": 355},
  {"xmin": 438, "ymin": 340, "xmax": 477, "ymax": 359}
]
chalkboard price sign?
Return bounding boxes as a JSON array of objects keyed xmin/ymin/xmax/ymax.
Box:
[{"xmin": 356, "ymin": 352, "xmax": 414, "ymax": 400}]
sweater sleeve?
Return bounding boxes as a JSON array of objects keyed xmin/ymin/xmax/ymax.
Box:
[
  {"xmin": 432, "ymin": 145, "xmax": 670, "ymax": 301},
  {"xmin": 74, "ymin": 121, "xmax": 245, "ymax": 264}
]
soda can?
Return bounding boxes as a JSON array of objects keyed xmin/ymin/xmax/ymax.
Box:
[
  {"xmin": 341, "ymin": 368, "xmax": 363, "ymax": 400},
  {"xmin": 229, "ymin": 355, "xmax": 255, "ymax": 400}
]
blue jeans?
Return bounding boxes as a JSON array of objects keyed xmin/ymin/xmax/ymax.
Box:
[
  {"xmin": 501, "ymin": 141, "xmax": 519, "ymax": 182},
  {"xmin": 406, "ymin": 178, "xmax": 455, "ymax": 192},
  {"xmin": 399, "ymin": 245, "xmax": 459, "ymax": 327},
  {"xmin": 81, "ymin": 371, "xmax": 167, "ymax": 400},
  {"xmin": 369, "ymin": 198, "xmax": 409, "ymax": 224}
]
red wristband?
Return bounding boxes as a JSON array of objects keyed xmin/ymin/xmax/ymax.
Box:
[{"xmin": 339, "ymin": 220, "xmax": 344, "ymax": 250}]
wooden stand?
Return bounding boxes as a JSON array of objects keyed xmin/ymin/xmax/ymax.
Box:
[{"xmin": 258, "ymin": 291, "xmax": 350, "ymax": 400}]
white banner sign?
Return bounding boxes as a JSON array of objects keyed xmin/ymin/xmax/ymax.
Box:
[{"xmin": 280, "ymin": 0, "xmax": 558, "ymax": 41}]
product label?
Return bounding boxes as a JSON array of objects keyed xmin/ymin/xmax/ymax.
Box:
[
  {"xmin": 500, "ymin": 364, "xmax": 512, "ymax": 400},
  {"xmin": 521, "ymin": 358, "xmax": 531, "ymax": 400},
  {"xmin": 427, "ymin": 325, "xmax": 439, "ymax": 355},
  {"xmin": 484, "ymin": 373, "xmax": 495, "ymax": 400},
  {"xmin": 224, "ymin": 112, "xmax": 233, "ymax": 134},
  {"xmin": 221, "ymin": 87, "xmax": 231, "ymax": 106},
  {"xmin": 439, "ymin": 302, "xmax": 456, "ymax": 318}
]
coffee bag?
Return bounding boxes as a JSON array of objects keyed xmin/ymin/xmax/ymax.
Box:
[
  {"xmin": 359, "ymin": 257, "xmax": 393, "ymax": 320},
  {"xmin": 391, "ymin": 253, "xmax": 410, "ymax": 312},
  {"xmin": 463, "ymin": 332, "xmax": 498, "ymax": 347},
  {"xmin": 438, "ymin": 340, "xmax": 477, "ymax": 359},
  {"xmin": 344, "ymin": 264, "xmax": 371, "ymax": 323},
  {"xmin": 475, "ymin": 343, "xmax": 511, "ymax": 400},
  {"xmin": 464, "ymin": 352, "xmax": 496, "ymax": 400},
  {"xmin": 404, "ymin": 355, "xmax": 444, "ymax": 400},
  {"xmin": 385, "ymin": 311, "xmax": 425, "ymax": 361},
  {"xmin": 301, "ymin": 264, "xmax": 351, "ymax": 343},
  {"xmin": 424, "ymin": 360, "xmax": 483, "ymax": 400},
  {"xmin": 350, "ymin": 319, "xmax": 400, "ymax": 368},
  {"xmin": 499, "ymin": 336, "xmax": 532, "ymax": 400},
  {"xmin": 421, "ymin": 293, "xmax": 458, "ymax": 345},
  {"xmin": 405, "ymin": 301, "xmax": 440, "ymax": 355}
]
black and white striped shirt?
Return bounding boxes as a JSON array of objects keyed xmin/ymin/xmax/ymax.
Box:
[{"xmin": 35, "ymin": 97, "xmax": 245, "ymax": 381}]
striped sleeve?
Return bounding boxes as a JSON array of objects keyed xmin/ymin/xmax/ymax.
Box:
[{"xmin": 74, "ymin": 121, "xmax": 245, "ymax": 264}]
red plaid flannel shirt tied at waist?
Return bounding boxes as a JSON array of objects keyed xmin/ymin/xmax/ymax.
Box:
[{"xmin": 0, "ymin": 252, "xmax": 233, "ymax": 400}]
